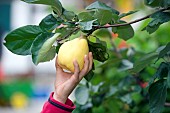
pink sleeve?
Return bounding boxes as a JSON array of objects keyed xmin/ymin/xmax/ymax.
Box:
[{"xmin": 41, "ymin": 92, "xmax": 76, "ymax": 113}]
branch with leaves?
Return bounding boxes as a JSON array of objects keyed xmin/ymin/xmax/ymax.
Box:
[
  {"xmin": 94, "ymin": 7, "xmax": 170, "ymax": 28},
  {"xmin": 3, "ymin": 0, "xmax": 170, "ymax": 113}
]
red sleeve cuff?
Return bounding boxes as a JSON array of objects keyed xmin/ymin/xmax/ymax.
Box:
[
  {"xmin": 49, "ymin": 92, "xmax": 76, "ymax": 111},
  {"xmin": 41, "ymin": 92, "xmax": 76, "ymax": 113}
]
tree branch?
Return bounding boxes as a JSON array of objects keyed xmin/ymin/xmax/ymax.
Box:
[
  {"xmin": 93, "ymin": 7, "xmax": 170, "ymax": 29},
  {"xmin": 56, "ymin": 7, "xmax": 170, "ymax": 42}
]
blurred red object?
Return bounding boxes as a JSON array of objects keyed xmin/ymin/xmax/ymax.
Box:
[
  {"xmin": 118, "ymin": 40, "xmax": 129, "ymax": 49},
  {"xmin": 139, "ymin": 82, "xmax": 148, "ymax": 88},
  {"xmin": 0, "ymin": 63, "xmax": 4, "ymax": 82}
]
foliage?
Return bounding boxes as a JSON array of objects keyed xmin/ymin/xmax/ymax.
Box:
[{"xmin": 3, "ymin": 0, "xmax": 170, "ymax": 113}]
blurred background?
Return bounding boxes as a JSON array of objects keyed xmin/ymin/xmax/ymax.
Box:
[{"xmin": 0, "ymin": 0, "xmax": 170, "ymax": 113}]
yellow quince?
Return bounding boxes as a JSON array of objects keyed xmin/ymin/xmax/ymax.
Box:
[{"xmin": 58, "ymin": 35, "xmax": 89, "ymax": 72}]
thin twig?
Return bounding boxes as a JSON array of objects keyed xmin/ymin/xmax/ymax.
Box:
[
  {"xmin": 93, "ymin": 7, "xmax": 170, "ymax": 29},
  {"xmin": 56, "ymin": 7, "xmax": 170, "ymax": 43},
  {"xmin": 57, "ymin": 27, "xmax": 80, "ymax": 42}
]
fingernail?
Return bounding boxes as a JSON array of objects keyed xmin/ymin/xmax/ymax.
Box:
[{"xmin": 90, "ymin": 52, "xmax": 92, "ymax": 55}]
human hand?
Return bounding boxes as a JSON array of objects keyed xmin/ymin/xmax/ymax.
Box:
[{"xmin": 53, "ymin": 52, "xmax": 93, "ymax": 103}]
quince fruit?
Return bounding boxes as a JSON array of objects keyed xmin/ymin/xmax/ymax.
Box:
[{"xmin": 58, "ymin": 35, "xmax": 89, "ymax": 72}]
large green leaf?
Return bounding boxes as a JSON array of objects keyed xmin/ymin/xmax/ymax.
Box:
[
  {"xmin": 142, "ymin": 11, "xmax": 170, "ymax": 34},
  {"xmin": 150, "ymin": 11, "xmax": 170, "ymax": 26},
  {"xmin": 149, "ymin": 79, "xmax": 167, "ymax": 113},
  {"xmin": 94, "ymin": 9, "xmax": 113, "ymax": 25},
  {"xmin": 31, "ymin": 33, "xmax": 60, "ymax": 65},
  {"xmin": 39, "ymin": 14, "xmax": 63, "ymax": 31},
  {"xmin": 62, "ymin": 9, "xmax": 77, "ymax": 21},
  {"xmin": 78, "ymin": 11, "xmax": 95, "ymax": 22},
  {"xmin": 4, "ymin": 25, "xmax": 42, "ymax": 55},
  {"xmin": 86, "ymin": 1, "xmax": 119, "ymax": 15},
  {"xmin": 21, "ymin": 0, "xmax": 63, "ymax": 16},
  {"xmin": 75, "ymin": 86, "xmax": 89, "ymax": 105},
  {"xmin": 129, "ymin": 52, "xmax": 158, "ymax": 74},
  {"xmin": 88, "ymin": 39, "xmax": 109, "ymax": 62},
  {"xmin": 112, "ymin": 21, "xmax": 134, "ymax": 40}
]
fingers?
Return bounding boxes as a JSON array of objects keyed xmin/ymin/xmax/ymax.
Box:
[
  {"xmin": 88, "ymin": 52, "xmax": 93, "ymax": 71},
  {"xmin": 79, "ymin": 55, "xmax": 89, "ymax": 79},
  {"xmin": 71, "ymin": 60, "xmax": 80, "ymax": 83}
]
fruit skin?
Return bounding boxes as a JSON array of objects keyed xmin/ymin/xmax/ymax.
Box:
[{"xmin": 58, "ymin": 35, "xmax": 89, "ymax": 72}]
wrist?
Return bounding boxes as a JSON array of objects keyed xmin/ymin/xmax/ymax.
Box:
[{"xmin": 53, "ymin": 92, "xmax": 68, "ymax": 104}]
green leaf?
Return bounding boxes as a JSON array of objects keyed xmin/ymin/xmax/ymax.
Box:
[
  {"xmin": 150, "ymin": 11, "xmax": 170, "ymax": 26},
  {"xmin": 112, "ymin": 21, "xmax": 134, "ymax": 40},
  {"xmin": 78, "ymin": 11, "xmax": 95, "ymax": 22},
  {"xmin": 88, "ymin": 39, "xmax": 109, "ymax": 62},
  {"xmin": 75, "ymin": 86, "xmax": 89, "ymax": 105},
  {"xmin": 39, "ymin": 14, "xmax": 63, "ymax": 31},
  {"xmin": 158, "ymin": 42, "xmax": 170, "ymax": 59},
  {"xmin": 119, "ymin": 10, "xmax": 138, "ymax": 19},
  {"xmin": 154, "ymin": 62, "xmax": 169, "ymax": 80},
  {"xmin": 142, "ymin": 25, "xmax": 160, "ymax": 34},
  {"xmin": 93, "ymin": 28, "xmax": 112, "ymax": 39},
  {"xmin": 149, "ymin": 79, "xmax": 167, "ymax": 113},
  {"xmin": 129, "ymin": 52, "xmax": 158, "ymax": 74},
  {"xmin": 94, "ymin": 9, "xmax": 113, "ymax": 25},
  {"xmin": 21, "ymin": 0, "xmax": 63, "ymax": 16},
  {"xmin": 62, "ymin": 10, "xmax": 77, "ymax": 21},
  {"xmin": 79, "ymin": 20, "xmax": 96, "ymax": 31},
  {"xmin": 31, "ymin": 33, "xmax": 60, "ymax": 65},
  {"xmin": 86, "ymin": 1, "xmax": 119, "ymax": 15},
  {"xmin": 84, "ymin": 70, "xmax": 94, "ymax": 81},
  {"xmin": 149, "ymin": 62, "xmax": 170, "ymax": 85},
  {"xmin": 143, "ymin": 11, "xmax": 170, "ymax": 34},
  {"xmin": 4, "ymin": 25, "xmax": 42, "ymax": 55}
]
